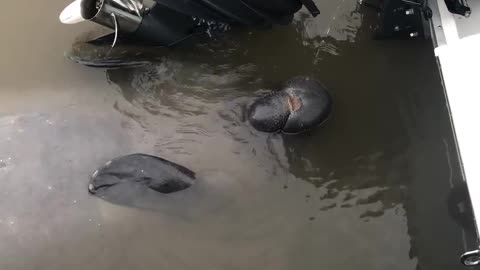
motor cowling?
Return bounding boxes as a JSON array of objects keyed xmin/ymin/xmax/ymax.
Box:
[{"xmin": 67, "ymin": 0, "xmax": 319, "ymax": 46}]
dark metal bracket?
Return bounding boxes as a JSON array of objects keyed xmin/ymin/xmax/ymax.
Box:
[{"xmin": 444, "ymin": 0, "xmax": 471, "ymax": 17}]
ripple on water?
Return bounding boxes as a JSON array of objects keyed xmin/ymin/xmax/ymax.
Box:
[
  {"xmin": 63, "ymin": 5, "xmax": 422, "ymax": 268},
  {"xmin": 109, "ymin": 59, "xmax": 260, "ymax": 119}
]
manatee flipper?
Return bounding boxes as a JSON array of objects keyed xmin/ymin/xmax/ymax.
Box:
[{"xmin": 89, "ymin": 154, "xmax": 195, "ymax": 209}]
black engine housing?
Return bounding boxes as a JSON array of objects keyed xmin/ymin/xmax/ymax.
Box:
[{"xmin": 84, "ymin": 0, "xmax": 318, "ymax": 46}]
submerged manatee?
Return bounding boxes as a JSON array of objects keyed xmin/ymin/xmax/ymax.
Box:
[
  {"xmin": 66, "ymin": 31, "xmax": 230, "ymax": 68},
  {"xmin": 248, "ymin": 76, "xmax": 333, "ymax": 134},
  {"xmin": 66, "ymin": 34, "xmax": 154, "ymax": 68},
  {"xmin": 89, "ymin": 154, "xmax": 195, "ymax": 208}
]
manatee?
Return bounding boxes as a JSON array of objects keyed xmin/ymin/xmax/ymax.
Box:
[
  {"xmin": 248, "ymin": 76, "xmax": 332, "ymax": 134},
  {"xmin": 65, "ymin": 31, "xmax": 229, "ymax": 68},
  {"xmin": 66, "ymin": 33, "xmax": 155, "ymax": 68},
  {"xmin": 88, "ymin": 154, "xmax": 195, "ymax": 208}
]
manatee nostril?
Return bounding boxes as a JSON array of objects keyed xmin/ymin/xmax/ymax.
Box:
[{"xmin": 287, "ymin": 95, "xmax": 302, "ymax": 113}]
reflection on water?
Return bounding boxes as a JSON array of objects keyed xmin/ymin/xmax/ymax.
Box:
[
  {"xmin": 293, "ymin": 0, "xmax": 362, "ymax": 57},
  {"xmin": 0, "ymin": 0, "xmax": 476, "ymax": 269}
]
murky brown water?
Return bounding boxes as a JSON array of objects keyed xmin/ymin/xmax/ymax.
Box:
[{"xmin": 0, "ymin": 0, "xmax": 476, "ymax": 269}]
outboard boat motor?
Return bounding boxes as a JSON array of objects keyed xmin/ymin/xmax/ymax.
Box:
[{"xmin": 60, "ymin": 0, "xmax": 320, "ymax": 47}]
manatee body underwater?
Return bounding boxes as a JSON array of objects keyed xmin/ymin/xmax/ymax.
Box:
[
  {"xmin": 248, "ymin": 76, "xmax": 333, "ymax": 134},
  {"xmin": 88, "ymin": 154, "xmax": 196, "ymax": 209}
]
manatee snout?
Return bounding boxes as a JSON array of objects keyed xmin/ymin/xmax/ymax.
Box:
[
  {"xmin": 247, "ymin": 91, "xmax": 291, "ymax": 133},
  {"xmin": 248, "ymin": 76, "xmax": 332, "ymax": 134}
]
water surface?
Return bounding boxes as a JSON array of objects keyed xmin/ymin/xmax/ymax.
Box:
[{"xmin": 0, "ymin": 1, "xmax": 475, "ymax": 269}]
